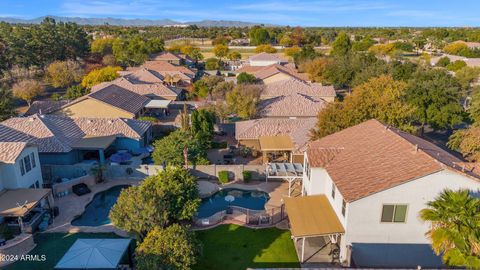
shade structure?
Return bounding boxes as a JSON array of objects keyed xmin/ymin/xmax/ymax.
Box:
[
  {"xmin": 259, "ymin": 135, "xmax": 294, "ymax": 151},
  {"xmin": 284, "ymin": 195, "xmax": 344, "ymax": 238},
  {"xmin": 72, "ymin": 135, "xmax": 116, "ymax": 150},
  {"xmin": 145, "ymin": 99, "xmax": 172, "ymax": 109},
  {"xmin": 0, "ymin": 188, "xmax": 51, "ymax": 217},
  {"xmin": 109, "ymin": 152, "xmax": 132, "ymax": 163},
  {"xmin": 55, "ymin": 238, "xmax": 131, "ymax": 270}
]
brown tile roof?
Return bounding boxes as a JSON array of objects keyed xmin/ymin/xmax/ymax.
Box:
[
  {"xmin": 121, "ymin": 67, "xmax": 164, "ymax": 84},
  {"xmin": 0, "ymin": 114, "xmax": 151, "ymax": 153},
  {"xmin": 236, "ymin": 118, "xmax": 316, "ymax": 154},
  {"xmin": 307, "ymin": 119, "xmax": 480, "ymax": 202},
  {"xmin": 261, "ymin": 78, "xmax": 336, "ymax": 98},
  {"xmin": 150, "ymin": 52, "xmax": 183, "ymax": 61},
  {"xmin": 87, "ymin": 84, "xmax": 150, "ymax": 114},
  {"xmin": 0, "ymin": 142, "xmax": 29, "ymax": 163},
  {"xmin": 254, "ymin": 64, "xmax": 309, "ymax": 82},
  {"xmin": 141, "ymin": 61, "xmax": 195, "ymax": 77},
  {"xmin": 236, "ymin": 65, "xmax": 267, "ymax": 74},
  {"xmin": 24, "ymin": 100, "xmax": 70, "ymax": 116},
  {"xmin": 258, "ymin": 93, "xmax": 327, "ymax": 117},
  {"xmin": 249, "ymin": 52, "xmax": 287, "ymax": 63},
  {"xmin": 92, "ymin": 78, "xmax": 180, "ymax": 99}
]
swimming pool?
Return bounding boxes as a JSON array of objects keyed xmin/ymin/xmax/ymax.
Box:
[
  {"xmin": 71, "ymin": 185, "xmax": 130, "ymax": 227},
  {"xmin": 196, "ymin": 188, "xmax": 270, "ymax": 218}
]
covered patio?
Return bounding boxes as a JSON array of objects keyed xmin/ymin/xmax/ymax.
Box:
[
  {"xmin": 144, "ymin": 99, "xmax": 172, "ymax": 118},
  {"xmin": 284, "ymin": 195, "xmax": 344, "ymax": 264},
  {"xmin": 0, "ymin": 188, "xmax": 54, "ymax": 234},
  {"xmin": 259, "ymin": 135, "xmax": 294, "ymax": 164},
  {"xmin": 72, "ymin": 135, "xmax": 117, "ymax": 165},
  {"xmin": 266, "ymin": 162, "xmax": 303, "ymax": 197}
]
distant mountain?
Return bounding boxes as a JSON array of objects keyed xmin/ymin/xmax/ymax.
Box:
[{"xmin": 0, "ymin": 16, "xmax": 267, "ymax": 27}]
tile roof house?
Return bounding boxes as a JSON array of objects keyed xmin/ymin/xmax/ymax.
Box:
[
  {"xmin": 0, "ymin": 114, "xmax": 152, "ymax": 165},
  {"xmin": 261, "ymin": 78, "xmax": 336, "ymax": 102},
  {"xmin": 248, "ymin": 52, "xmax": 288, "ymax": 66},
  {"xmin": 92, "ymin": 75, "xmax": 181, "ymax": 101},
  {"xmin": 235, "ymin": 118, "xmax": 316, "ymax": 163},
  {"xmin": 125, "ymin": 61, "xmax": 196, "ymax": 87},
  {"xmin": 150, "ymin": 52, "xmax": 193, "ymax": 65},
  {"xmin": 24, "ymin": 100, "xmax": 70, "ymax": 116},
  {"xmin": 258, "ymin": 93, "xmax": 327, "ymax": 118},
  {"xmin": 54, "ymin": 84, "xmax": 150, "ymax": 119},
  {"xmin": 237, "ymin": 64, "xmax": 309, "ymax": 84},
  {"xmin": 294, "ymin": 119, "xmax": 480, "ymax": 268}
]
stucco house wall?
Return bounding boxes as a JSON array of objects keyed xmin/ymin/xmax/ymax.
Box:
[{"xmin": 0, "ymin": 146, "xmax": 43, "ymax": 189}]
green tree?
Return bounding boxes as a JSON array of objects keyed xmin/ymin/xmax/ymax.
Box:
[
  {"xmin": 455, "ymin": 67, "xmax": 480, "ymax": 90},
  {"xmin": 446, "ymin": 60, "xmax": 467, "ymax": 72},
  {"xmin": 248, "ymin": 26, "xmax": 271, "ymax": 46},
  {"xmin": 420, "ymin": 189, "xmax": 480, "ymax": 269},
  {"xmin": 227, "ymin": 51, "xmax": 241, "ymax": 61},
  {"xmin": 312, "ymin": 75, "xmax": 416, "ymax": 139},
  {"xmin": 64, "ymin": 84, "xmax": 88, "ymax": 100},
  {"xmin": 109, "ymin": 167, "xmax": 200, "ymax": 239},
  {"xmin": 436, "ymin": 56, "xmax": 451, "ymax": 67},
  {"xmin": 11, "ymin": 79, "xmax": 44, "ymax": 107},
  {"xmin": 225, "ymin": 84, "xmax": 262, "ymax": 119},
  {"xmin": 204, "ymin": 58, "xmax": 220, "ymax": 70},
  {"xmin": 469, "ymin": 87, "xmax": 480, "ymax": 123},
  {"xmin": 236, "ymin": 72, "xmax": 256, "ymax": 84},
  {"xmin": 213, "ymin": 44, "xmax": 229, "ymax": 61},
  {"xmin": 45, "ymin": 60, "xmax": 84, "ymax": 88},
  {"xmin": 91, "ymin": 38, "xmax": 116, "ymax": 55},
  {"xmin": 136, "ymin": 224, "xmax": 201, "ymax": 270},
  {"xmin": 152, "ymin": 130, "xmax": 209, "ymax": 166},
  {"xmin": 190, "ymin": 109, "xmax": 215, "ymax": 137},
  {"xmin": 406, "ymin": 69, "xmax": 463, "ymax": 131},
  {"xmin": 81, "ymin": 66, "xmax": 122, "ymax": 89},
  {"xmin": 330, "ymin": 32, "xmax": 352, "ymax": 56},
  {"xmin": 448, "ymin": 126, "xmax": 480, "ymax": 162},
  {"xmin": 254, "ymin": 44, "xmax": 277, "ymax": 53},
  {"xmin": 113, "ymin": 35, "xmax": 164, "ymax": 66},
  {"xmin": 0, "ymin": 88, "xmax": 14, "ymax": 121},
  {"xmin": 302, "ymin": 57, "xmax": 334, "ymax": 83}
]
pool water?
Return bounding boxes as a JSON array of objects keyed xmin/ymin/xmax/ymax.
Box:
[
  {"xmin": 71, "ymin": 185, "xmax": 130, "ymax": 227},
  {"xmin": 197, "ymin": 188, "xmax": 270, "ymax": 218}
]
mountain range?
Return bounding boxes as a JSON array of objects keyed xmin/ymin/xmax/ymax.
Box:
[{"xmin": 0, "ymin": 16, "xmax": 267, "ymax": 27}]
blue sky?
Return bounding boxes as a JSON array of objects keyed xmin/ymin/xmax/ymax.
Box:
[{"xmin": 1, "ymin": 0, "xmax": 480, "ymax": 27}]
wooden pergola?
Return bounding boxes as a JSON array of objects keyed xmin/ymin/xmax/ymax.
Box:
[
  {"xmin": 284, "ymin": 195, "xmax": 345, "ymax": 263},
  {"xmin": 265, "ymin": 162, "xmax": 303, "ymax": 197}
]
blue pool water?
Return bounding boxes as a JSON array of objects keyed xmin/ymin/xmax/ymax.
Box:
[
  {"xmin": 196, "ymin": 188, "xmax": 270, "ymax": 218},
  {"xmin": 71, "ymin": 185, "xmax": 130, "ymax": 227}
]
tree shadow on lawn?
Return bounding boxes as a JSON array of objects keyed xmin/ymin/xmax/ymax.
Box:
[{"xmin": 195, "ymin": 224, "xmax": 300, "ymax": 270}]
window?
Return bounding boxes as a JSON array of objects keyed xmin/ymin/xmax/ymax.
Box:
[
  {"xmin": 24, "ymin": 155, "xmax": 31, "ymax": 173},
  {"xmin": 30, "ymin": 153, "xmax": 36, "ymax": 168},
  {"xmin": 331, "ymin": 183, "xmax": 336, "ymax": 199},
  {"xmin": 35, "ymin": 181, "xmax": 40, "ymax": 188},
  {"xmin": 342, "ymin": 200, "xmax": 346, "ymax": 216},
  {"xmin": 19, "ymin": 159, "xmax": 25, "ymax": 176},
  {"xmin": 381, "ymin": 204, "xmax": 408, "ymax": 223}
]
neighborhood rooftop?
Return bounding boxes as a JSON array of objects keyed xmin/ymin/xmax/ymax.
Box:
[
  {"xmin": 92, "ymin": 77, "xmax": 181, "ymax": 98},
  {"xmin": 0, "ymin": 114, "xmax": 151, "ymax": 153},
  {"xmin": 258, "ymin": 93, "xmax": 327, "ymax": 117},
  {"xmin": 236, "ymin": 117, "xmax": 316, "ymax": 154},
  {"xmin": 307, "ymin": 119, "xmax": 480, "ymax": 202},
  {"xmin": 0, "ymin": 142, "xmax": 29, "ymax": 164},
  {"xmin": 87, "ymin": 84, "xmax": 150, "ymax": 114},
  {"xmin": 261, "ymin": 78, "xmax": 336, "ymax": 98},
  {"xmin": 24, "ymin": 100, "xmax": 70, "ymax": 116}
]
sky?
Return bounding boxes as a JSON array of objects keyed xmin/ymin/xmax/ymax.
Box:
[{"xmin": 1, "ymin": 0, "xmax": 480, "ymax": 27}]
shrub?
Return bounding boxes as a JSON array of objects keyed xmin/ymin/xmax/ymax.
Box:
[
  {"xmin": 218, "ymin": 170, "xmax": 230, "ymax": 184},
  {"xmin": 211, "ymin": 141, "xmax": 227, "ymax": 149},
  {"xmin": 138, "ymin": 116, "xmax": 158, "ymax": 122},
  {"xmin": 447, "ymin": 60, "xmax": 467, "ymax": 72},
  {"xmin": 436, "ymin": 56, "xmax": 451, "ymax": 67},
  {"xmin": 0, "ymin": 224, "xmax": 13, "ymax": 240},
  {"xmin": 242, "ymin": 171, "xmax": 252, "ymax": 183},
  {"xmin": 205, "ymin": 58, "xmax": 221, "ymax": 70}
]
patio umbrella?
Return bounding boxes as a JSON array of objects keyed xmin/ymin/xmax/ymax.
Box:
[{"xmin": 110, "ymin": 152, "xmax": 132, "ymax": 163}]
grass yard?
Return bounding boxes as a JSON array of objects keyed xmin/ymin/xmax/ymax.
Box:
[
  {"xmin": 195, "ymin": 224, "xmax": 300, "ymax": 270},
  {"xmin": 4, "ymin": 233, "xmax": 127, "ymax": 270}
]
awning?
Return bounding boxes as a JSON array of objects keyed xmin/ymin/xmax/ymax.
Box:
[
  {"xmin": 55, "ymin": 238, "xmax": 131, "ymax": 269},
  {"xmin": 145, "ymin": 99, "xmax": 172, "ymax": 109},
  {"xmin": 0, "ymin": 188, "xmax": 51, "ymax": 217},
  {"xmin": 284, "ymin": 195, "xmax": 344, "ymax": 238},
  {"xmin": 72, "ymin": 135, "xmax": 116, "ymax": 150},
  {"xmin": 259, "ymin": 135, "xmax": 294, "ymax": 151}
]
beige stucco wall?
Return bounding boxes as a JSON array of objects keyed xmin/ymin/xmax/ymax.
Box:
[{"xmin": 54, "ymin": 99, "xmax": 134, "ymax": 118}]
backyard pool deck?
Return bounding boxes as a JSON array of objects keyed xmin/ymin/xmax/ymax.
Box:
[{"xmin": 47, "ymin": 179, "xmax": 140, "ymax": 235}]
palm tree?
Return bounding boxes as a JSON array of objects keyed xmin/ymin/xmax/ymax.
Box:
[{"xmin": 420, "ymin": 189, "xmax": 480, "ymax": 269}]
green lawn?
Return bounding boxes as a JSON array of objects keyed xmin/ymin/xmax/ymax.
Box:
[
  {"xmin": 4, "ymin": 233, "xmax": 127, "ymax": 270},
  {"xmin": 195, "ymin": 224, "xmax": 300, "ymax": 270}
]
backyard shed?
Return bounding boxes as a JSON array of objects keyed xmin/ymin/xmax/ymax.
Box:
[{"xmin": 54, "ymin": 238, "xmax": 132, "ymax": 270}]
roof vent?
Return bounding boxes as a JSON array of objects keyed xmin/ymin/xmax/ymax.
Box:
[
  {"xmin": 108, "ymin": 120, "xmax": 113, "ymax": 124},
  {"xmin": 415, "ymin": 144, "xmax": 418, "ymax": 152},
  {"xmin": 87, "ymin": 120, "xmax": 92, "ymax": 124}
]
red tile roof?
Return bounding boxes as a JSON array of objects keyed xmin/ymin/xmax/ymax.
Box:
[{"xmin": 307, "ymin": 119, "xmax": 479, "ymax": 202}]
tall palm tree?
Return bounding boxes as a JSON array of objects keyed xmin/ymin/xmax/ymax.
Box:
[{"xmin": 420, "ymin": 189, "xmax": 480, "ymax": 269}]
